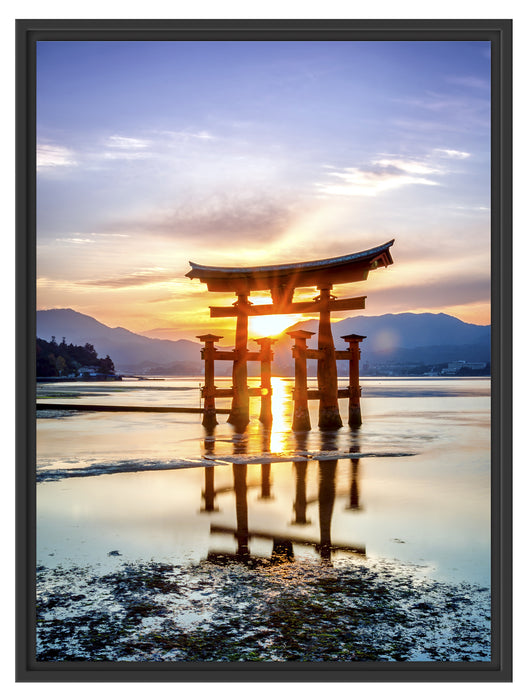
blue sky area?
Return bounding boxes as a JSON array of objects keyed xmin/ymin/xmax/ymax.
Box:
[{"xmin": 36, "ymin": 40, "xmax": 491, "ymax": 339}]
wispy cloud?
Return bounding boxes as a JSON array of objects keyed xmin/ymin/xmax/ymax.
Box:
[
  {"xmin": 392, "ymin": 90, "xmax": 489, "ymax": 134},
  {"xmin": 362, "ymin": 273, "xmax": 490, "ymax": 310},
  {"xmin": 317, "ymin": 163, "xmax": 439, "ymax": 197},
  {"xmin": 39, "ymin": 130, "xmax": 217, "ymax": 175},
  {"xmin": 158, "ymin": 129, "xmax": 216, "ymax": 142},
  {"xmin": 54, "ymin": 237, "xmax": 94, "ymax": 244},
  {"xmin": 90, "ymin": 232, "xmax": 130, "ymax": 239},
  {"xmin": 102, "ymin": 134, "xmax": 152, "ymax": 160},
  {"xmin": 372, "ymin": 158, "xmax": 441, "ymax": 175},
  {"xmin": 37, "ymin": 143, "xmax": 77, "ymax": 170},
  {"xmin": 111, "ymin": 193, "xmax": 299, "ymax": 246},
  {"xmin": 53, "ymin": 232, "xmax": 130, "ymax": 244},
  {"xmin": 445, "ymin": 75, "xmax": 490, "ymax": 91},
  {"xmin": 106, "ymin": 135, "xmax": 150, "ymax": 149},
  {"xmin": 317, "ymin": 145, "xmax": 475, "ymax": 198},
  {"xmin": 76, "ymin": 268, "xmax": 173, "ymax": 289},
  {"xmin": 434, "ymin": 148, "xmax": 470, "ymax": 159}
]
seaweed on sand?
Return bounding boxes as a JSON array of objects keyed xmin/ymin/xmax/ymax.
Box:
[{"xmin": 36, "ymin": 558, "xmax": 491, "ymax": 663}]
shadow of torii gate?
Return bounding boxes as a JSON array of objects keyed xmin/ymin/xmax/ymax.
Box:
[{"xmin": 187, "ymin": 240, "xmax": 394, "ymax": 432}]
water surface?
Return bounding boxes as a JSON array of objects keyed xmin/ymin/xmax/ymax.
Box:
[{"xmin": 37, "ymin": 377, "xmax": 490, "ymax": 586}]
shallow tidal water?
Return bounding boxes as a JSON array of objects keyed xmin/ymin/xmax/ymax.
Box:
[
  {"xmin": 36, "ymin": 377, "xmax": 491, "ymax": 587},
  {"xmin": 35, "ymin": 376, "xmax": 492, "ymax": 662}
]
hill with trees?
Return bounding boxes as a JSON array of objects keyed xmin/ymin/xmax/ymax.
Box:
[{"xmin": 36, "ymin": 336, "xmax": 116, "ymax": 378}]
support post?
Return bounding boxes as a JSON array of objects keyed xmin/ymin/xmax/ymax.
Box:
[
  {"xmin": 287, "ymin": 330, "xmax": 315, "ymax": 431},
  {"xmin": 228, "ymin": 294, "xmax": 250, "ymax": 431},
  {"xmin": 317, "ymin": 286, "xmax": 343, "ymax": 430},
  {"xmin": 255, "ymin": 337, "xmax": 275, "ymax": 426},
  {"xmin": 196, "ymin": 334, "xmax": 223, "ymax": 429},
  {"xmin": 341, "ymin": 334, "xmax": 366, "ymax": 427}
]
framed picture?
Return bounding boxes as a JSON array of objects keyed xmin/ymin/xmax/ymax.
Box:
[{"xmin": 16, "ymin": 19, "xmax": 512, "ymax": 682}]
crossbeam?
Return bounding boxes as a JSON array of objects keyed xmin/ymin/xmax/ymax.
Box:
[
  {"xmin": 302, "ymin": 388, "xmax": 351, "ymax": 400},
  {"xmin": 201, "ymin": 387, "xmax": 264, "ymax": 398},
  {"xmin": 209, "ymin": 296, "xmax": 366, "ymax": 318}
]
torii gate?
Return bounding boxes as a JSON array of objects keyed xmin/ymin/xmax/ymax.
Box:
[{"xmin": 187, "ymin": 240, "xmax": 394, "ymax": 431}]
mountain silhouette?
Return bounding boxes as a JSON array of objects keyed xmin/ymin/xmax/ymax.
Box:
[
  {"xmin": 37, "ymin": 308, "xmax": 490, "ymax": 375},
  {"xmin": 273, "ymin": 312, "xmax": 490, "ymax": 374},
  {"xmin": 37, "ymin": 308, "xmax": 202, "ymax": 372}
]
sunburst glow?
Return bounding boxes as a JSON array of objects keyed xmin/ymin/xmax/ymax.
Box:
[{"xmin": 249, "ymin": 314, "xmax": 302, "ymax": 338}]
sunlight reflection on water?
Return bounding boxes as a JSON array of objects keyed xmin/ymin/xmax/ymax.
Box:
[{"xmin": 36, "ymin": 377, "xmax": 490, "ymax": 586}]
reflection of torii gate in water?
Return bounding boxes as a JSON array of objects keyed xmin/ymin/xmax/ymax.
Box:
[
  {"xmin": 201, "ymin": 434, "xmax": 366, "ymax": 565},
  {"xmin": 187, "ymin": 240, "xmax": 394, "ymax": 431}
]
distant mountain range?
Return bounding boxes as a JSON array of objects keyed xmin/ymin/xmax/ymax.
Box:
[
  {"xmin": 271, "ymin": 312, "xmax": 490, "ymax": 374},
  {"xmin": 37, "ymin": 308, "xmax": 203, "ymax": 374},
  {"xmin": 37, "ymin": 308, "xmax": 490, "ymax": 375}
]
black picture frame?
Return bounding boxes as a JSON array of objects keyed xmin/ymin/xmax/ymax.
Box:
[{"xmin": 16, "ymin": 18, "xmax": 512, "ymax": 683}]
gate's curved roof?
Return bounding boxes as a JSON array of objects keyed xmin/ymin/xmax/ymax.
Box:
[{"xmin": 186, "ymin": 239, "xmax": 394, "ymax": 293}]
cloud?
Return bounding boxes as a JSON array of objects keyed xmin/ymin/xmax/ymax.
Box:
[
  {"xmin": 317, "ymin": 145, "xmax": 476, "ymax": 199},
  {"xmin": 445, "ymin": 75, "xmax": 490, "ymax": 91},
  {"xmin": 37, "ymin": 143, "xmax": 77, "ymax": 170},
  {"xmin": 76, "ymin": 268, "xmax": 173, "ymax": 289},
  {"xmin": 452, "ymin": 205, "xmax": 489, "ymax": 212},
  {"xmin": 90, "ymin": 232, "xmax": 130, "ymax": 239},
  {"xmin": 110, "ymin": 193, "xmax": 300, "ymax": 246},
  {"xmin": 434, "ymin": 148, "xmax": 470, "ymax": 160},
  {"xmin": 392, "ymin": 91, "xmax": 490, "ymax": 134},
  {"xmin": 106, "ymin": 135, "xmax": 150, "ymax": 149},
  {"xmin": 372, "ymin": 158, "xmax": 441, "ymax": 176},
  {"xmin": 51, "ymin": 232, "xmax": 131, "ymax": 245},
  {"xmin": 54, "ymin": 237, "xmax": 94, "ymax": 244},
  {"xmin": 359, "ymin": 273, "xmax": 490, "ymax": 312},
  {"xmin": 102, "ymin": 134, "xmax": 152, "ymax": 160},
  {"xmin": 158, "ymin": 129, "xmax": 216, "ymax": 142},
  {"xmin": 317, "ymin": 164, "xmax": 439, "ymax": 197}
]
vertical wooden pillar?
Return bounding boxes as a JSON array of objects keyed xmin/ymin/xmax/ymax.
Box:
[
  {"xmin": 196, "ymin": 334, "xmax": 223, "ymax": 429},
  {"xmin": 255, "ymin": 337, "xmax": 275, "ymax": 426},
  {"xmin": 317, "ymin": 286, "xmax": 343, "ymax": 430},
  {"xmin": 228, "ymin": 293, "xmax": 250, "ymax": 431},
  {"xmin": 341, "ymin": 334, "xmax": 366, "ymax": 427},
  {"xmin": 287, "ymin": 330, "xmax": 315, "ymax": 431}
]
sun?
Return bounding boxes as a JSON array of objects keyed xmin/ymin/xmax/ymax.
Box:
[{"xmin": 249, "ymin": 314, "xmax": 302, "ymax": 339}]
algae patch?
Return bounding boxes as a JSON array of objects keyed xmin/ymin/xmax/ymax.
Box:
[{"xmin": 36, "ymin": 558, "xmax": 491, "ymax": 663}]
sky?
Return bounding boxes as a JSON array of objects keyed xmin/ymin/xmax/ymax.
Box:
[{"xmin": 36, "ymin": 40, "xmax": 491, "ymax": 342}]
